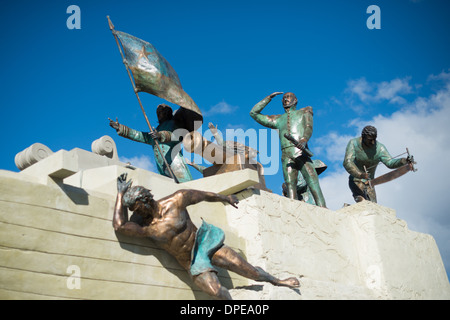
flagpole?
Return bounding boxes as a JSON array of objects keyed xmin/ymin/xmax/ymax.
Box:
[{"xmin": 107, "ymin": 16, "xmax": 179, "ymax": 183}]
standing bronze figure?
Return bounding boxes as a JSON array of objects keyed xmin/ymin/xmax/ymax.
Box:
[
  {"xmin": 250, "ymin": 92, "xmax": 327, "ymax": 207},
  {"xmin": 343, "ymin": 125, "xmax": 413, "ymax": 203},
  {"xmin": 113, "ymin": 173, "xmax": 300, "ymax": 300}
]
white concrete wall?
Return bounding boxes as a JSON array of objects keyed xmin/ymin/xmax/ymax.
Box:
[
  {"xmin": 0, "ymin": 169, "xmax": 248, "ymax": 300},
  {"xmin": 1, "ymin": 145, "xmax": 449, "ymax": 300},
  {"xmin": 226, "ymin": 190, "xmax": 450, "ymax": 299}
]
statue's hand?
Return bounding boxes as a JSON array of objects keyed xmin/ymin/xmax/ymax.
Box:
[
  {"xmin": 298, "ymin": 137, "xmax": 307, "ymax": 149},
  {"xmin": 117, "ymin": 173, "xmax": 132, "ymax": 194},
  {"xmin": 406, "ymin": 155, "xmax": 416, "ymax": 170},
  {"xmin": 406, "ymin": 155, "xmax": 414, "ymax": 164},
  {"xmin": 225, "ymin": 195, "xmax": 239, "ymax": 209},
  {"xmin": 150, "ymin": 130, "xmax": 161, "ymax": 141},
  {"xmin": 208, "ymin": 122, "xmax": 217, "ymax": 131},
  {"xmin": 360, "ymin": 172, "xmax": 369, "ymax": 180},
  {"xmin": 269, "ymin": 92, "xmax": 284, "ymax": 99},
  {"xmin": 108, "ymin": 117, "xmax": 120, "ymax": 131}
]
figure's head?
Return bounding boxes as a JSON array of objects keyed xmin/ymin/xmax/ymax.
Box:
[
  {"xmin": 123, "ymin": 186, "xmax": 155, "ymax": 213},
  {"xmin": 361, "ymin": 125, "xmax": 377, "ymax": 147},
  {"xmin": 282, "ymin": 92, "xmax": 298, "ymax": 112},
  {"xmin": 156, "ymin": 104, "xmax": 173, "ymax": 123}
]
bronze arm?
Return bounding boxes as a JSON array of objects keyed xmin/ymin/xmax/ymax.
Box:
[
  {"xmin": 113, "ymin": 174, "xmax": 147, "ymax": 237},
  {"xmin": 175, "ymin": 189, "xmax": 239, "ymax": 209}
]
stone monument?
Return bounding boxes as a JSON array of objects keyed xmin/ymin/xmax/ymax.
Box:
[{"xmin": 1, "ymin": 136, "xmax": 449, "ymax": 299}]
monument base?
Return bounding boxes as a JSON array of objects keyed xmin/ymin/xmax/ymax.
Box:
[{"xmin": 1, "ymin": 141, "xmax": 449, "ymax": 300}]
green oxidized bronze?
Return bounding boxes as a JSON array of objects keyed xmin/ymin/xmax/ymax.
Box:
[
  {"xmin": 109, "ymin": 104, "xmax": 193, "ymax": 183},
  {"xmin": 343, "ymin": 125, "xmax": 409, "ymax": 203},
  {"xmin": 108, "ymin": 17, "xmax": 203, "ymax": 183},
  {"xmin": 250, "ymin": 92, "xmax": 327, "ymax": 207},
  {"xmin": 282, "ymin": 159, "xmax": 327, "ymax": 205}
]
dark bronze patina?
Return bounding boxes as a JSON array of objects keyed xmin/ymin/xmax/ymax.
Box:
[{"xmin": 113, "ymin": 173, "xmax": 300, "ymax": 300}]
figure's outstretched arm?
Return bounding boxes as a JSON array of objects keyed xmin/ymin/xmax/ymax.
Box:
[
  {"xmin": 176, "ymin": 189, "xmax": 239, "ymax": 209},
  {"xmin": 150, "ymin": 130, "xmax": 175, "ymax": 143},
  {"xmin": 208, "ymin": 123, "xmax": 224, "ymax": 146},
  {"xmin": 379, "ymin": 145, "xmax": 407, "ymax": 169},
  {"xmin": 113, "ymin": 174, "xmax": 147, "ymax": 237},
  {"xmin": 108, "ymin": 118, "xmax": 155, "ymax": 146},
  {"xmin": 185, "ymin": 158, "xmax": 207, "ymax": 174},
  {"xmin": 249, "ymin": 92, "xmax": 283, "ymax": 129}
]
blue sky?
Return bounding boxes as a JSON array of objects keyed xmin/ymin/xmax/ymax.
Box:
[{"xmin": 1, "ymin": 1, "xmax": 450, "ymax": 279}]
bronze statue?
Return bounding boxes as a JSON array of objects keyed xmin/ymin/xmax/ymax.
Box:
[
  {"xmin": 281, "ymin": 159, "xmax": 327, "ymax": 205},
  {"xmin": 113, "ymin": 173, "xmax": 300, "ymax": 300},
  {"xmin": 184, "ymin": 123, "xmax": 270, "ymax": 191},
  {"xmin": 109, "ymin": 104, "xmax": 193, "ymax": 182},
  {"xmin": 343, "ymin": 125, "xmax": 413, "ymax": 203},
  {"xmin": 250, "ymin": 92, "xmax": 327, "ymax": 207},
  {"xmin": 108, "ymin": 17, "xmax": 203, "ymax": 183}
]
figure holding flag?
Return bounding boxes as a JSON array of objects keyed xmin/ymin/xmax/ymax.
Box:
[
  {"xmin": 107, "ymin": 17, "xmax": 202, "ymax": 183},
  {"xmin": 109, "ymin": 104, "xmax": 193, "ymax": 182}
]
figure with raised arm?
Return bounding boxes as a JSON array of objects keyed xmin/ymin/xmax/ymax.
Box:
[
  {"xmin": 250, "ymin": 92, "xmax": 326, "ymax": 207},
  {"xmin": 113, "ymin": 173, "xmax": 300, "ymax": 300},
  {"xmin": 109, "ymin": 104, "xmax": 192, "ymax": 182}
]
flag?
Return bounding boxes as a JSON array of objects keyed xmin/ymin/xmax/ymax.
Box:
[{"xmin": 115, "ymin": 30, "xmax": 202, "ymax": 128}]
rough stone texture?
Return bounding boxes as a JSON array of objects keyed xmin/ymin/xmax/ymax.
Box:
[
  {"xmin": 226, "ymin": 190, "xmax": 450, "ymax": 299},
  {"xmin": 1, "ymin": 141, "xmax": 449, "ymax": 300}
]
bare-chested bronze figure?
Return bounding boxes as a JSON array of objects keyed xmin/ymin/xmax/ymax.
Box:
[{"xmin": 113, "ymin": 173, "xmax": 299, "ymax": 300}]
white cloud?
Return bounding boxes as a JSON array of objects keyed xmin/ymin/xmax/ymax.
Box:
[
  {"xmin": 375, "ymin": 77, "xmax": 412, "ymax": 103},
  {"xmin": 119, "ymin": 155, "xmax": 156, "ymax": 172},
  {"xmin": 319, "ymin": 169, "xmax": 355, "ymax": 208},
  {"xmin": 320, "ymin": 71, "xmax": 450, "ymax": 273},
  {"xmin": 315, "ymin": 132, "xmax": 354, "ymax": 163},
  {"xmin": 203, "ymin": 100, "xmax": 239, "ymax": 116},
  {"xmin": 427, "ymin": 68, "xmax": 450, "ymax": 82},
  {"xmin": 345, "ymin": 76, "xmax": 413, "ymax": 106},
  {"xmin": 346, "ymin": 77, "xmax": 372, "ymax": 102}
]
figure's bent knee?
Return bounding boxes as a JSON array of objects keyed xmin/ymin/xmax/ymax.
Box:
[
  {"xmin": 207, "ymin": 282, "xmax": 232, "ymax": 300},
  {"xmin": 194, "ymin": 272, "xmax": 232, "ymax": 300}
]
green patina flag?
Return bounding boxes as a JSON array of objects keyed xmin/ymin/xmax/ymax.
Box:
[{"xmin": 115, "ymin": 30, "xmax": 202, "ymax": 130}]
